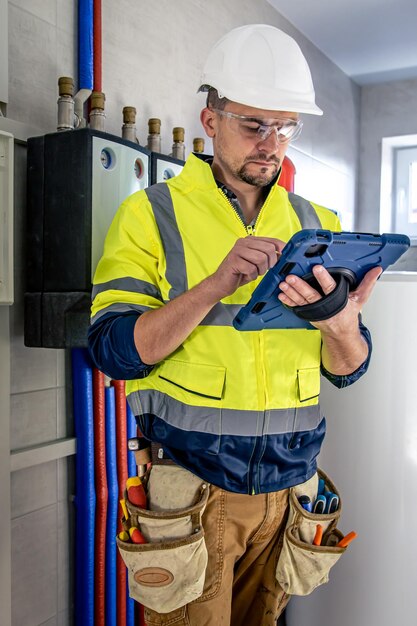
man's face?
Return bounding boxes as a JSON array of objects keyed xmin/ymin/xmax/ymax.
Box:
[{"xmin": 207, "ymin": 101, "xmax": 300, "ymax": 188}]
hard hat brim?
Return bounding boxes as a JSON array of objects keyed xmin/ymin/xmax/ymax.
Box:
[{"xmin": 198, "ymin": 82, "xmax": 323, "ymax": 116}]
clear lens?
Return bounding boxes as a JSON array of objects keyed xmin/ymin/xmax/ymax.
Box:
[{"xmin": 211, "ymin": 109, "xmax": 302, "ymax": 144}]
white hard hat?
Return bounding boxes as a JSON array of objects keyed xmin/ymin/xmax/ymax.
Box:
[{"xmin": 199, "ymin": 24, "xmax": 323, "ymax": 115}]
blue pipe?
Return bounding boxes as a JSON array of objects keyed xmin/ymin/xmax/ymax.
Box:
[
  {"xmin": 78, "ymin": 0, "xmax": 94, "ymax": 90},
  {"xmin": 105, "ymin": 385, "xmax": 117, "ymax": 626},
  {"xmin": 126, "ymin": 401, "xmax": 136, "ymax": 626},
  {"xmin": 72, "ymin": 348, "xmax": 95, "ymax": 626}
]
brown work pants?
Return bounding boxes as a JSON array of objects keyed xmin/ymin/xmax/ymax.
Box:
[{"xmin": 144, "ymin": 483, "xmax": 290, "ymax": 626}]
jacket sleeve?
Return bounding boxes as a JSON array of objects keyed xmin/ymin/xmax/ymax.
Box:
[
  {"xmin": 89, "ymin": 191, "xmax": 163, "ymax": 376},
  {"xmin": 88, "ymin": 311, "xmax": 154, "ymax": 380}
]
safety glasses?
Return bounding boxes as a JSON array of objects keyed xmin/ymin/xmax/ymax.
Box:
[{"xmin": 210, "ymin": 108, "xmax": 303, "ymax": 144}]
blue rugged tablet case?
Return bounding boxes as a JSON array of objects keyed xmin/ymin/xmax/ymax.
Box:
[{"xmin": 233, "ymin": 229, "xmax": 410, "ymax": 331}]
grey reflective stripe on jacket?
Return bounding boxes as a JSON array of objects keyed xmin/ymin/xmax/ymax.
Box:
[
  {"xmin": 288, "ymin": 193, "xmax": 322, "ymax": 229},
  {"xmin": 128, "ymin": 389, "xmax": 321, "ymax": 436},
  {"xmin": 145, "ymin": 184, "xmax": 188, "ymax": 299},
  {"xmin": 92, "ymin": 277, "xmax": 163, "ymax": 301},
  {"xmin": 91, "ymin": 302, "xmax": 151, "ymax": 324}
]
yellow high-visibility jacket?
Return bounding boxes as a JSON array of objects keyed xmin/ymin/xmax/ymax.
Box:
[{"xmin": 91, "ymin": 154, "xmax": 343, "ymax": 494}]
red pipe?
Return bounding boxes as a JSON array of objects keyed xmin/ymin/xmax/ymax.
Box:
[
  {"xmin": 93, "ymin": 368, "xmax": 107, "ymax": 626},
  {"xmin": 112, "ymin": 379, "xmax": 128, "ymax": 626},
  {"xmin": 93, "ymin": 0, "xmax": 102, "ymax": 92}
]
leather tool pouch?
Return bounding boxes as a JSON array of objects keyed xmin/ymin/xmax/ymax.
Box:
[
  {"xmin": 276, "ymin": 469, "xmax": 346, "ymax": 595},
  {"xmin": 117, "ymin": 473, "xmax": 209, "ymax": 613}
]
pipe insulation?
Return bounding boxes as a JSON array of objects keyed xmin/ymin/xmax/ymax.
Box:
[
  {"xmin": 105, "ymin": 384, "xmax": 117, "ymax": 626},
  {"xmin": 112, "ymin": 379, "xmax": 128, "ymax": 626},
  {"xmin": 93, "ymin": 0, "xmax": 102, "ymax": 92},
  {"xmin": 93, "ymin": 368, "xmax": 107, "ymax": 626},
  {"xmin": 72, "ymin": 348, "xmax": 96, "ymax": 626},
  {"xmin": 126, "ymin": 401, "xmax": 136, "ymax": 626},
  {"xmin": 78, "ymin": 0, "xmax": 94, "ymax": 90}
]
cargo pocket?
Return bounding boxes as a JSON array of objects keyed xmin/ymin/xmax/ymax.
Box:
[
  {"xmin": 157, "ymin": 360, "xmax": 226, "ymax": 455},
  {"xmin": 117, "ymin": 481, "xmax": 209, "ymax": 613},
  {"xmin": 276, "ymin": 469, "xmax": 346, "ymax": 596},
  {"xmin": 297, "ymin": 367, "xmax": 320, "ymax": 403}
]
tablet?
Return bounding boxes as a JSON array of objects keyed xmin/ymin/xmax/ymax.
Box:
[{"xmin": 232, "ymin": 229, "xmax": 410, "ymax": 331}]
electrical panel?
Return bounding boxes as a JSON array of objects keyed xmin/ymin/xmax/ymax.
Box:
[
  {"xmin": 25, "ymin": 128, "xmax": 150, "ymax": 348},
  {"xmin": 0, "ymin": 130, "xmax": 13, "ymax": 305},
  {"xmin": 150, "ymin": 152, "xmax": 184, "ymax": 184}
]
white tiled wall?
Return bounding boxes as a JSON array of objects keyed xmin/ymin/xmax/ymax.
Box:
[
  {"xmin": 10, "ymin": 459, "xmax": 73, "ymax": 625},
  {"xmin": 8, "ymin": 139, "xmax": 75, "ymax": 624}
]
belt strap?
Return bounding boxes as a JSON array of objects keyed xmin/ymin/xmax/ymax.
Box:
[{"xmin": 150, "ymin": 442, "xmax": 176, "ymax": 466}]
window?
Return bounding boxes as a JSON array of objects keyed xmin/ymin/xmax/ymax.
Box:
[
  {"xmin": 380, "ymin": 135, "xmax": 417, "ymax": 245},
  {"xmin": 393, "ymin": 146, "xmax": 417, "ymax": 237}
]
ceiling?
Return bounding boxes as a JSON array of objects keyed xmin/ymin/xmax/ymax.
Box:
[{"xmin": 267, "ymin": 0, "xmax": 417, "ymax": 85}]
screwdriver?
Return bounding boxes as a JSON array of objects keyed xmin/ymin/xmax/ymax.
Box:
[
  {"xmin": 336, "ymin": 531, "xmax": 358, "ymax": 548},
  {"xmin": 126, "ymin": 476, "xmax": 147, "ymax": 508},
  {"xmin": 129, "ymin": 526, "xmax": 147, "ymax": 544}
]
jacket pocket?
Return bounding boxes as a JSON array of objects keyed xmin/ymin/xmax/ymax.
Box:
[
  {"xmin": 157, "ymin": 360, "xmax": 226, "ymax": 455},
  {"xmin": 297, "ymin": 367, "xmax": 320, "ymax": 402},
  {"xmin": 276, "ymin": 469, "xmax": 346, "ymax": 596},
  {"xmin": 117, "ymin": 482, "xmax": 209, "ymax": 613},
  {"xmin": 158, "ymin": 359, "xmax": 226, "ymax": 400}
]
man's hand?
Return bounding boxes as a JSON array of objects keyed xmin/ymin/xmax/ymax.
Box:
[
  {"xmin": 135, "ymin": 236, "xmax": 285, "ymax": 364},
  {"xmin": 277, "ymin": 264, "xmax": 382, "ymax": 375},
  {"xmin": 210, "ymin": 236, "xmax": 285, "ymax": 299},
  {"xmin": 277, "ymin": 264, "xmax": 382, "ymax": 333}
]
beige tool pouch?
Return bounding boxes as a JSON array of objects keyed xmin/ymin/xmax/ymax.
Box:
[
  {"xmin": 276, "ymin": 469, "xmax": 346, "ymax": 596},
  {"xmin": 117, "ymin": 471, "xmax": 209, "ymax": 613}
]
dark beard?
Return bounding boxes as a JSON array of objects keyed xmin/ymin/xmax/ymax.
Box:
[{"xmin": 237, "ymin": 162, "xmax": 280, "ymax": 187}]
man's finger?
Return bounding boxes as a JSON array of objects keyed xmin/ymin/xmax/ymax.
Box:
[
  {"xmin": 238, "ymin": 238, "xmax": 282, "ymax": 269},
  {"xmin": 311, "ymin": 265, "xmax": 337, "ymax": 295},
  {"xmin": 246, "ymin": 236, "xmax": 286, "ymax": 254}
]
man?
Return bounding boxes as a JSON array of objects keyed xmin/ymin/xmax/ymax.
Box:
[{"xmin": 89, "ymin": 24, "xmax": 380, "ymax": 626}]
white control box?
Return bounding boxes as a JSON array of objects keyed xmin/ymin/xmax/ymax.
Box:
[
  {"xmin": 0, "ymin": 131, "xmax": 13, "ymax": 304},
  {"xmin": 91, "ymin": 136, "xmax": 150, "ymax": 278}
]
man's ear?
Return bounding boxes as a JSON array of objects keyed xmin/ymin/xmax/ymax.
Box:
[{"xmin": 200, "ymin": 107, "xmax": 216, "ymax": 138}]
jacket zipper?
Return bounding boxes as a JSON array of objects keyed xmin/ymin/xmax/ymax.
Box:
[
  {"xmin": 218, "ymin": 188, "xmax": 263, "ymax": 235},
  {"xmin": 248, "ymin": 332, "xmax": 269, "ymax": 494},
  {"xmin": 218, "ymin": 186, "xmax": 272, "ymax": 494}
]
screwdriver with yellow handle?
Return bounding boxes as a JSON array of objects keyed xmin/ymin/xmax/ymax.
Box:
[{"xmin": 126, "ymin": 476, "xmax": 147, "ymax": 508}]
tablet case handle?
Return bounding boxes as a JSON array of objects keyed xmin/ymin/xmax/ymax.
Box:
[{"xmin": 291, "ymin": 271, "xmax": 353, "ymax": 322}]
